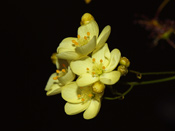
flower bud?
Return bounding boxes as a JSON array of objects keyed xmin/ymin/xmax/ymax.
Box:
[
  {"xmin": 92, "ymin": 81, "xmax": 105, "ymax": 93},
  {"xmin": 80, "ymin": 13, "xmax": 94, "ymax": 25},
  {"xmin": 117, "ymin": 65, "xmax": 128, "ymax": 76},
  {"xmin": 51, "ymin": 52, "xmax": 57, "ymax": 64},
  {"xmin": 119, "ymin": 57, "xmax": 130, "ymax": 67}
]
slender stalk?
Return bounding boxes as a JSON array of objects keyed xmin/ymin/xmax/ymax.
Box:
[
  {"xmin": 129, "ymin": 70, "xmax": 175, "ymax": 76},
  {"xmin": 126, "ymin": 75, "xmax": 175, "ymax": 86},
  {"xmin": 104, "ymin": 85, "xmax": 134, "ymax": 100},
  {"xmin": 129, "ymin": 70, "xmax": 175, "ymax": 79},
  {"xmin": 155, "ymin": 0, "xmax": 170, "ymax": 19},
  {"xmin": 104, "ymin": 75, "xmax": 175, "ymax": 100}
]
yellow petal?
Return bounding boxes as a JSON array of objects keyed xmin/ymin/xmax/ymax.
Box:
[
  {"xmin": 92, "ymin": 44, "xmax": 110, "ymax": 66},
  {"xmin": 61, "ymin": 82, "xmax": 81, "ymax": 103},
  {"xmin": 76, "ymin": 73, "xmax": 99, "ymax": 87},
  {"xmin": 75, "ymin": 36, "xmax": 96, "ymax": 55},
  {"xmin": 83, "ymin": 99, "xmax": 101, "ymax": 120},
  {"xmin": 70, "ymin": 57, "xmax": 93, "ymax": 75},
  {"xmin": 96, "ymin": 25, "xmax": 111, "ymax": 50},
  {"xmin": 100, "ymin": 71, "xmax": 121, "ymax": 85},
  {"xmin": 64, "ymin": 101, "xmax": 90, "ymax": 115},
  {"xmin": 105, "ymin": 48, "xmax": 121, "ymax": 72},
  {"xmin": 58, "ymin": 67, "xmax": 75, "ymax": 85},
  {"xmin": 56, "ymin": 50, "xmax": 81, "ymax": 60},
  {"xmin": 78, "ymin": 20, "xmax": 99, "ymax": 40},
  {"xmin": 45, "ymin": 73, "xmax": 59, "ymax": 91},
  {"xmin": 57, "ymin": 37, "xmax": 77, "ymax": 52},
  {"xmin": 46, "ymin": 84, "xmax": 61, "ymax": 96}
]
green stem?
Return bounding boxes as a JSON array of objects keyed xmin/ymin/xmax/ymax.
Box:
[
  {"xmin": 104, "ymin": 85, "xmax": 134, "ymax": 100},
  {"xmin": 126, "ymin": 75, "xmax": 175, "ymax": 86},
  {"xmin": 155, "ymin": 0, "xmax": 170, "ymax": 19},
  {"xmin": 104, "ymin": 75, "xmax": 175, "ymax": 100},
  {"xmin": 129, "ymin": 70, "xmax": 175, "ymax": 76}
]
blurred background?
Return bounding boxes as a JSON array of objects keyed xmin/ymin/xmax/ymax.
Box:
[{"xmin": 4, "ymin": 0, "xmax": 175, "ymax": 130}]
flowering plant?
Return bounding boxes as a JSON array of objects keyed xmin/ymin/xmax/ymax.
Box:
[{"xmin": 45, "ymin": 13, "xmax": 175, "ymax": 120}]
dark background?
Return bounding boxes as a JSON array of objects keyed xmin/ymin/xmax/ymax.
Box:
[{"xmin": 5, "ymin": 0, "xmax": 175, "ymax": 130}]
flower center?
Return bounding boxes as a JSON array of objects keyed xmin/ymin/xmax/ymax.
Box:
[
  {"xmin": 72, "ymin": 32, "xmax": 91, "ymax": 47},
  {"xmin": 53, "ymin": 64, "xmax": 67, "ymax": 80},
  {"xmin": 77, "ymin": 86, "xmax": 94, "ymax": 103},
  {"xmin": 87, "ymin": 58, "xmax": 105, "ymax": 77}
]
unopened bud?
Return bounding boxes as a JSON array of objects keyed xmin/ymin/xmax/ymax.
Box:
[
  {"xmin": 80, "ymin": 13, "xmax": 94, "ymax": 25},
  {"xmin": 51, "ymin": 52, "xmax": 57, "ymax": 64},
  {"xmin": 117, "ymin": 65, "xmax": 128, "ymax": 76},
  {"xmin": 120, "ymin": 57, "xmax": 130, "ymax": 68},
  {"xmin": 92, "ymin": 81, "xmax": 105, "ymax": 93}
]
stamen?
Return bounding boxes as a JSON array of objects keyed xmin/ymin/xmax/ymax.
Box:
[
  {"xmin": 100, "ymin": 59, "xmax": 103, "ymax": 63},
  {"xmin": 86, "ymin": 68, "xmax": 89, "ymax": 72},
  {"xmin": 77, "ymin": 94, "xmax": 81, "ymax": 98},
  {"xmin": 92, "ymin": 58, "xmax": 96, "ymax": 62},
  {"xmin": 53, "ymin": 76, "xmax": 58, "ymax": 80},
  {"xmin": 72, "ymin": 40, "xmax": 79, "ymax": 46},
  {"xmin": 92, "ymin": 72, "xmax": 95, "ymax": 76},
  {"xmin": 56, "ymin": 69, "xmax": 60, "ymax": 73},
  {"xmin": 81, "ymin": 98, "xmax": 85, "ymax": 102},
  {"xmin": 88, "ymin": 94, "xmax": 93, "ymax": 97},
  {"xmin": 77, "ymin": 35, "xmax": 80, "ymax": 39},
  {"xmin": 84, "ymin": 36, "xmax": 87, "ymax": 40},
  {"xmin": 102, "ymin": 66, "xmax": 105, "ymax": 70},
  {"xmin": 87, "ymin": 32, "xmax": 90, "ymax": 36},
  {"xmin": 62, "ymin": 69, "xmax": 66, "ymax": 73}
]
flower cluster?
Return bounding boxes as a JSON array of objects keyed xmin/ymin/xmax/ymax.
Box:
[{"xmin": 45, "ymin": 13, "xmax": 128, "ymax": 119}]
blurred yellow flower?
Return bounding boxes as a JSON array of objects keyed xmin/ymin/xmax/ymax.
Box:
[
  {"xmin": 61, "ymin": 82, "xmax": 104, "ymax": 119},
  {"xmin": 70, "ymin": 44, "xmax": 121, "ymax": 87}
]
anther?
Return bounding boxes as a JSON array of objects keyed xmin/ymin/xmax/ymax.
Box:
[
  {"xmin": 53, "ymin": 76, "xmax": 58, "ymax": 80},
  {"xmin": 102, "ymin": 66, "xmax": 105, "ymax": 70},
  {"xmin": 77, "ymin": 94, "xmax": 81, "ymax": 98},
  {"xmin": 88, "ymin": 94, "xmax": 93, "ymax": 97},
  {"xmin": 100, "ymin": 59, "xmax": 103, "ymax": 63},
  {"xmin": 77, "ymin": 35, "xmax": 80, "ymax": 39},
  {"xmin": 84, "ymin": 36, "xmax": 87, "ymax": 40},
  {"xmin": 87, "ymin": 32, "xmax": 90, "ymax": 36},
  {"xmin": 81, "ymin": 98, "xmax": 85, "ymax": 102},
  {"xmin": 92, "ymin": 72, "xmax": 95, "ymax": 76},
  {"xmin": 72, "ymin": 40, "xmax": 79, "ymax": 46},
  {"xmin": 62, "ymin": 69, "xmax": 66, "ymax": 73},
  {"xmin": 56, "ymin": 69, "xmax": 60, "ymax": 74},
  {"xmin": 92, "ymin": 58, "xmax": 96, "ymax": 62}
]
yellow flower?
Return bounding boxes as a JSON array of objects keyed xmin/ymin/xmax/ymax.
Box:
[
  {"xmin": 45, "ymin": 59, "xmax": 75, "ymax": 96},
  {"xmin": 61, "ymin": 82, "xmax": 104, "ymax": 119},
  {"xmin": 57, "ymin": 13, "xmax": 111, "ymax": 60},
  {"xmin": 70, "ymin": 44, "xmax": 121, "ymax": 87}
]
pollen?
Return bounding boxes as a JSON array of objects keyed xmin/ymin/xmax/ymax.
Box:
[
  {"xmin": 92, "ymin": 72, "xmax": 95, "ymax": 75},
  {"xmin": 56, "ymin": 69, "xmax": 60, "ymax": 74},
  {"xmin": 88, "ymin": 94, "xmax": 93, "ymax": 97},
  {"xmin": 53, "ymin": 76, "xmax": 58, "ymax": 80},
  {"xmin": 62, "ymin": 69, "xmax": 66, "ymax": 73},
  {"xmin": 77, "ymin": 94, "xmax": 81, "ymax": 98},
  {"xmin": 77, "ymin": 35, "xmax": 80, "ymax": 39},
  {"xmin": 102, "ymin": 66, "xmax": 105, "ymax": 70},
  {"xmin": 81, "ymin": 98, "xmax": 85, "ymax": 102},
  {"xmin": 84, "ymin": 36, "xmax": 87, "ymax": 40},
  {"xmin": 72, "ymin": 40, "xmax": 79, "ymax": 46},
  {"xmin": 87, "ymin": 32, "xmax": 90, "ymax": 36}
]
